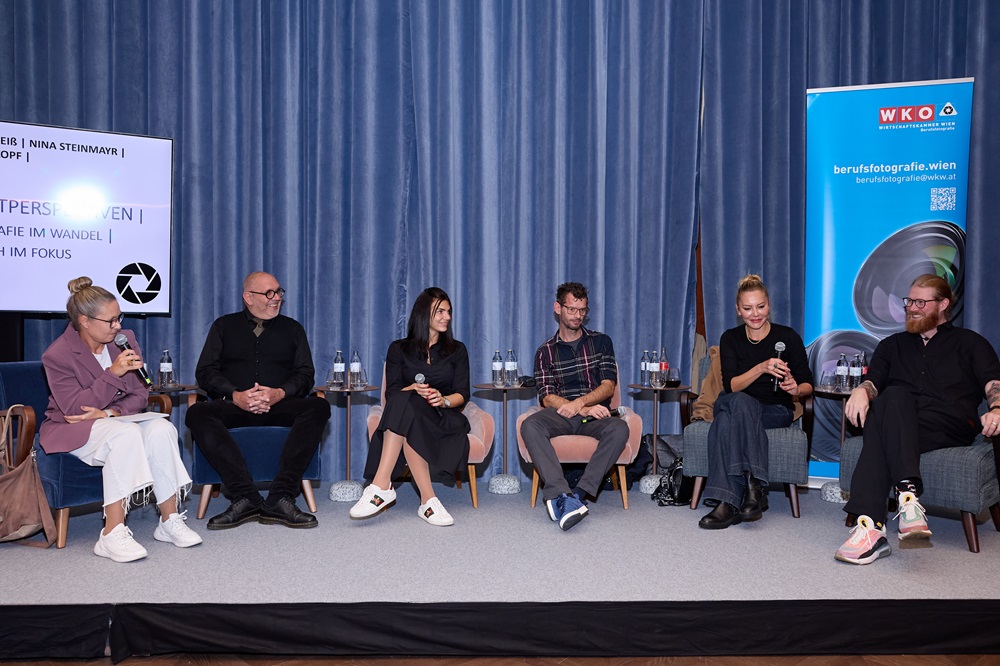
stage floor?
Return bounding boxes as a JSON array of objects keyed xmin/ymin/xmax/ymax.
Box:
[
  {"xmin": 4, "ymin": 482, "xmax": 1000, "ymax": 661},
  {"xmin": 3, "ymin": 481, "xmax": 999, "ymax": 605}
]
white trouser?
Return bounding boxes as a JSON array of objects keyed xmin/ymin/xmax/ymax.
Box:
[{"xmin": 70, "ymin": 417, "xmax": 192, "ymax": 513}]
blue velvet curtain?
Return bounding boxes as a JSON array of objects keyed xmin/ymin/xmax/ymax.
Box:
[
  {"xmin": 2, "ymin": 0, "xmax": 998, "ymax": 483},
  {"xmin": 0, "ymin": 0, "xmax": 703, "ymax": 481}
]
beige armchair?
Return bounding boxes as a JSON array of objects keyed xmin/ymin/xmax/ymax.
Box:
[{"xmin": 515, "ymin": 370, "xmax": 642, "ymax": 509}]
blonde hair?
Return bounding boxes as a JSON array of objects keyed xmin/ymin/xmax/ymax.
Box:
[
  {"xmin": 910, "ymin": 274, "xmax": 955, "ymax": 318},
  {"xmin": 66, "ymin": 277, "xmax": 116, "ymax": 330},
  {"xmin": 736, "ymin": 274, "xmax": 769, "ymax": 302}
]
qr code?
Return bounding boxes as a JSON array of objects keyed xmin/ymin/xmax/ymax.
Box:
[{"xmin": 930, "ymin": 187, "xmax": 956, "ymax": 211}]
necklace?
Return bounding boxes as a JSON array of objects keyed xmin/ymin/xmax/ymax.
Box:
[{"xmin": 745, "ymin": 322, "xmax": 769, "ymax": 344}]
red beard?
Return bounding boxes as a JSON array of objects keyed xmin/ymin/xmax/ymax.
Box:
[{"xmin": 906, "ymin": 309, "xmax": 942, "ymax": 335}]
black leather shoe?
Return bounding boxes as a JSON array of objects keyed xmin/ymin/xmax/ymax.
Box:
[
  {"xmin": 259, "ymin": 496, "xmax": 318, "ymax": 529},
  {"xmin": 698, "ymin": 502, "xmax": 742, "ymax": 529},
  {"xmin": 207, "ymin": 496, "xmax": 261, "ymax": 530},
  {"xmin": 740, "ymin": 477, "xmax": 769, "ymax": 522}
]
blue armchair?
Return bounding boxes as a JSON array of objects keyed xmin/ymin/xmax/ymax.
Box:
[
  {"xmin": 190, "ymin": 398, "xmax": 321, "ymax": 519},
  {"xmin": 0, "ymin": 360, "xmax": 171, "ymax": 548}
]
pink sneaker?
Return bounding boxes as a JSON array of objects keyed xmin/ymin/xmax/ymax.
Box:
[
  {"xmin": 835, "ymin": 515, "xmax": 891, "ymax": 565},
  {"xmin": 896, "ymin": 491, "xmax": 932, "ymax": 541}
]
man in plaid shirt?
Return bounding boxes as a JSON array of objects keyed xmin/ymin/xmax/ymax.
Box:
[{"xmin": 519, "ymin": 282, "xmax": 628, "ymax": 531}]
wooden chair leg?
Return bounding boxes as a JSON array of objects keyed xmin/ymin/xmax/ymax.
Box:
[
  {"xmin": 846, "ymin": 512, "xmax": 857, "ymax": 528},
  {"xmin": 962, "ymin": 511, "xmax": 980, "ymax": 553},
  {"xmin": 689, "ymin": 476, "xmax": 705, "ymax": 510},
  {"xmin": 787, "ymin": 483, "xmax": 801, "ymax": 518},
  {"xmin": 301, "ymin": 481, "xmax": 317, "ymax": 513},
  {"xmin": 617, "ymin": 465, "xmax": 629, "ymax": 509},
  {"xmin": 196, "ymin": 484, "xmax": 215, "ymax": 519},
  {"xmin": 55, "ymin": 507, "xmax": 70, "ymax": 549},
  {"xmin": 989, "ymin": 503, "xmax": 1000, "ymax": 531},
  {"xmin": 468, "ymin": 464, "xmax": 478, "ymax": 508},
  {"xmin": 530, "ymin": 469, "xmax": 540, "ymax": 507},
  {"xmin": 454, "ymin": 472, "xmax": 463, "ymax": 490}
]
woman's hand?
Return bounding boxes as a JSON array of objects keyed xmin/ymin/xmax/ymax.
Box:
[
  {"xmin": 65, "ymin": 405, "xmax": 114, "ymax": 423},
  {"xmin": 110, "ymin": 348, "xmax": 143, "ymax": 378},
  {"xmin": 413, "ymin": 381, "xmax": 446, "ymax": 407},
  {"xmin": 760, "ymin": 358, "xmax": 789, "ymax": 381},
  {"xmin": 779, "ymin": 373, "xmax": 799, "ymax": 396}
]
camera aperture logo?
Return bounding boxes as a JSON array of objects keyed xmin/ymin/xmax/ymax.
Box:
[{"xmin": 117, "ymin": 263, "xmax": 161, "ymax": 304}]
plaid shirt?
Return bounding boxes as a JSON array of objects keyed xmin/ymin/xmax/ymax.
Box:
[{"xmin": 533, "ymin": 327, "xmax": 618, "ymax": 407}]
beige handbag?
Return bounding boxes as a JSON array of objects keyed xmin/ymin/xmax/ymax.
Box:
[{"xmin": 0, "ymin": 405, "xmax": 56, "ymax": 547}]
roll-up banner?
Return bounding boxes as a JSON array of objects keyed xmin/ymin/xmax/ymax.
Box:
[{"xmin": 804, "ymin": 78, "xmax": 974, "ymax": 475}]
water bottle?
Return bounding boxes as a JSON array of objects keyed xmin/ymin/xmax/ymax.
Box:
[
  {"xmin": 835, "ymin": 353, "xmax": 849, "ymax": 391},
  {"xmin": 848, "ymin": 353, "xmax": 862, "ymax": 389},
  {"xmin": 158, "ymin": 350, "xmax": 174, "ymax": 389},
  {"xmin": 349, "ymin": 351, "xmax": 363, "ymax": 389},
  {"xmin": 860, "ymin": 351, "xmax": 869, "ymax": 379},
  {"xmin": 327, "ymin": 350, "xmax": 345, "ymax": 389},
  {"xmin": 504, "ymin": 349, "xmax": 518, "ymax": 387},
  {"xmin": 648, "ymin": 349, "xmax": 660, "ymax": 387},
  {"xmin": 492, "ymin": 350, "xmax": 504, "ymax": 388},
  {"xmin": 640, "ymin": 350, "xmax": 650, "ymax": 387}
]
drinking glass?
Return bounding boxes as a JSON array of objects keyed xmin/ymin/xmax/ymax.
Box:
[
  {"xmin": 665, "ymin": 367, "xmax": 681, "ymax": 388},
  {"xmin": 352, "ymin": 367, "xmax": 368, "ymax": 390}
]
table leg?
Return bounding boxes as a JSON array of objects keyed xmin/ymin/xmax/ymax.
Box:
[
  {"xmin": 839, "ymin": 397, "xmax": 847, "ymax": 445},
  {"xmin": 501, "ymin": 390, "xmax": 509, "ymax": 475},
  {"xmin": 651, "ymin": 390, "xmax": 660, "ymax": 471},
  {"xmin": 345, "ymin": 391, "xmax": 353, "ymax": 480}
]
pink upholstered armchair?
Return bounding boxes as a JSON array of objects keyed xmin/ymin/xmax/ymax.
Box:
[
  {"xmin": 515, "ymin": 369, "xmax": 643, "ymax": 509},
  {"xmin": 366, "ymin": 364, "xmax": 495, "ymax": 508}
]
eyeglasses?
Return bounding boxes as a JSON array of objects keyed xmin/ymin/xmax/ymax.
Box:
[
  {"xmin": 248, "ymin": 288, "xmax": 286, "ymax": 300},
  {"xmin": 90, "ymin": 313, "xmax": 125, "ymax": 328},
  {"xmin": 902, "ymin": 297, "xmax": 941, "ymax": 309},
  {"xmin": 559, "ymin": 303, "xmax": 590, "ymax": 316}
]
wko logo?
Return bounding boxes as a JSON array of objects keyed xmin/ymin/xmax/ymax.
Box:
[{"xmin": 878, "ymin": 104, "xmax": 936, "ymax": 124}]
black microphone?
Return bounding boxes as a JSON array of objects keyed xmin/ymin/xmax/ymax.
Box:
[
  {"xmin": 114, "ymin": 333, "xmax": 153, "ymax": 387},
  {"xmin": 773, "ymin": 341, "xmax": 786, "ymax": 392},
  {"xmin": 581, "ymin": 406, "xmax": 626, "ymax": 424},
  {"xmin": 415, "ymin": 373, "xmax": 443, "ymax": 416}
]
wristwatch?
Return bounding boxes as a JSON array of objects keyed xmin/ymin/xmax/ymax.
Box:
[{"xmin": 442, "ymin": 396, "xmax": 452, "ymax": 409}]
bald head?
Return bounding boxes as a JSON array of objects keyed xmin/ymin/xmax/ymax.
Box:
[{"xmin": 242, "ymin": 272, "xmax": 284, "ymax": 320}]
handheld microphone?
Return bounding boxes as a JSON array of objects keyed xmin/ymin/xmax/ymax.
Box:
[
  {"xmin": 415, "ymin": 373, "xmax": 443, "ymax": 416},
  {"xmin": 581, "ymin": 406, "xmax": 626, "ymax": 424},
  {"xmin": 114, "ymin": 333, "xmax": 153, "ymax": 387},
  {"xmin": 773, "ymin": 341, "xmax": 786, "ymax": 392}
]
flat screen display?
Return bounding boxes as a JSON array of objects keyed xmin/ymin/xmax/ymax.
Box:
[{"xmin": 0, "ymin": 120, "xmax": 173, "ymax": 314}]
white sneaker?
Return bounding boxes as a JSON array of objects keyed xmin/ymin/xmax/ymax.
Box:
[
  {"xmin": 350, "ymin": 484, "xmax": 396, "ymax": 519},
  {"xmin": 94, "ymin": 524, "xmax": 148, "ymax": 563},
  {"xmin": 154, "ymin": 511, "xmax": 203, "ymax": 548},
  {"xmin": 418, "ymin": 497, "xmax": 454, "ymax": 526}
]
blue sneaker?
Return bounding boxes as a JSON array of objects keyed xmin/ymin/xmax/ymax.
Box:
[
  {"xmin": 551, "ymin": 493, "xmax": 588, "ymax": 531},
  {"xmin": 546, "ymin": 491, "xmax": 590, "ymax": 522}
]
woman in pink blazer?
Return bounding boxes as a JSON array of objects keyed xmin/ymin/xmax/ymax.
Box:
[{"xmin": 40, "ymin": 277, "xmax": 201, "ymax": 562}]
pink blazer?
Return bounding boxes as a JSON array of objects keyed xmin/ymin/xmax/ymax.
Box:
[{"xmin": 39, "ymin": 325, "xmax": 150, "ymax": 454}]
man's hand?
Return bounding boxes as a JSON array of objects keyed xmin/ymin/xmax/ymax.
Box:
[
  {"xmin": 844, "ymin": 386, "xmax": 871, "ymax": 428},
  {"xmin": 579, "ymin": 404, "xmax": 611, "ymax": 420},
  {"xmin": 556, "ymin": 397, "xmax": 586, "ymax": 419},
  {"xmin": 233, "ymin": 383, "xmax": 281, "ymax": 414},
  {"xmin": 982, "ymin": 408, "xmax": 1000, "ymax": 439}
]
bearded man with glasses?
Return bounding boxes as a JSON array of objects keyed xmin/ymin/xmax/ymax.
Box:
[
  {"xmin": 518, "ymin": 281, "xmax": 628, "ymax": 531},
  {"xmin": 187, "ymin": 271, "xmax": 330, "ymax": 530},
  {"xmin": 835, "ymin": 274, "xmax": 1000, "ymax": 565}
]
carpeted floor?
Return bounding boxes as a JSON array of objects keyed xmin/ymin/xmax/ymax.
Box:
[{"xmin": 3, "ymin": 482, "xmax": 998, "ymax": 605}]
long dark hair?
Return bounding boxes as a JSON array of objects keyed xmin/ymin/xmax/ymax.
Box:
[{"xmin": 401, "ymin": 287, "xmax": 458, "ymax": 358}]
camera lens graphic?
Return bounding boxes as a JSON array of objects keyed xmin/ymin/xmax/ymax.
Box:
[
  {"xmin": 805, "ymin": 329, "xmax": 880, "ymax": 462},
  {"xmin": 853, "ymin": 221, "xmax": 965, "ymax": 337}
]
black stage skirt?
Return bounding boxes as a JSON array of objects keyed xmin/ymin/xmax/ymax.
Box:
[{"xmin": 363, "ymin": 390, "xmax": 471, "ymax": 480}]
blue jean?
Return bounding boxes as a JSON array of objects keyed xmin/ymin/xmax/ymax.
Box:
[{"xmin": 703, "ymin": 392, "xmax": 793, "ymax": 507}]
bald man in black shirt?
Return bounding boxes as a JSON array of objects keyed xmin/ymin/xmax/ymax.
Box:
[{"xmin": 187, "ymin": 272, "xmax": 331, "ymax": 530}]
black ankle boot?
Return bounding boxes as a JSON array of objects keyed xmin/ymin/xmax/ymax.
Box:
[
  {"xmin": 740, "ymin": 477, "xmax": 768, "ymax": 521},
  {"xmin": 699, "ymin": 502, "xmax": 742, "ymax": 529}
]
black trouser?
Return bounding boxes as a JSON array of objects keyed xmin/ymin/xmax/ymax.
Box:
[
  {"xmin": 186, "ymin": 396, "xmax": 331, "ymax": 502},
  {"xmin": 844, "ymin": 386, "xmax": 974, "ymax": 523}
]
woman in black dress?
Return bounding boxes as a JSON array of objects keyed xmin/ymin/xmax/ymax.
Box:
[{"xmin": 350, "ymin": 287, "xmax": 471, "ymax": 526}]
